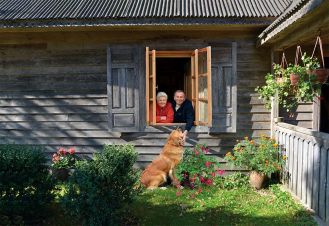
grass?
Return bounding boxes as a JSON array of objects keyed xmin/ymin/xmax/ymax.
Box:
[
  {"xmin": 129, "ymin": 184, "xmax": 316, "ymax": 226},
  {"xmin": 43, "ymin": 176, "xmax": 316, "ymax": 226}
]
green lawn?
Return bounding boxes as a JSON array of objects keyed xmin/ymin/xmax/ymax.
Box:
[{"xmin": 129, "ymin": 185, "xmax": 316, "ymax": 226}]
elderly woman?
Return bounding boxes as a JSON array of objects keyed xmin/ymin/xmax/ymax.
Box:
[{"xmin": 155, "ymin": 92, "xmax": 174, "ymax": 123}]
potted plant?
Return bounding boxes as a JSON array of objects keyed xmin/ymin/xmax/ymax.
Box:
[
  {"xmin": 308, "ymin": 36, "xmax": 329, "ymax": 84},
  {"xmin": 51, "ymin": 147, "xmax": 77, "ymax": 181},
  {"xmin": 257, "ymin": 54, "xmax": 324, "ymax": 112},
  {"xmin": 225, "ymin": 136, "xmax": 285, "ymax": 189},
  {"xmin": 286, "ymin": 53, "xmax": 322, "ymax": 103}
]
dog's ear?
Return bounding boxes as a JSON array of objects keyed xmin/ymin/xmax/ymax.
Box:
[{"xmin": 176, "ymin": 127, "xmax": 182, "ymax": 132}]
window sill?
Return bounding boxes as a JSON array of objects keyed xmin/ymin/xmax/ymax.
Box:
[{"xmin": 145, "ymin": 124, "xmax": 212, "ymax": 133}]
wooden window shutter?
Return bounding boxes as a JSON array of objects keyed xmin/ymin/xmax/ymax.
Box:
[
  {"xmin": 210, "ymin": 42, "xmax": 237, "ymax": 132},
  {"xmin": 145, "ymin": 47, "xmax": 156, "ymax": 125},
  {"xmin": 107, "ymin": 45, "xmax": 141, "ymax": 132},
  {"xmin": 194, "ymin": 46, "xmax": 212, "ymax": 126}
]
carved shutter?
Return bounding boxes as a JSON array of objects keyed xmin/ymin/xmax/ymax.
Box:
[
  {"xmin": 211, "ymin": 42, "xmax": 237, "ymax": 132},
  {"xmin": 107, "ymin": 45, "xmax": 141, "ymax": 132}
]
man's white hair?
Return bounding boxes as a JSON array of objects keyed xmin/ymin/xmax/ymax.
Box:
[{"xmin": 156, "ymin": 92, "xmax": 168, "ymax": 100}]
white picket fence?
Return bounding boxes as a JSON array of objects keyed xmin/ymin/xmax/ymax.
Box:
[{"xmin": 275, "ymin": 122, "xmax": 329, "ymax": 224}]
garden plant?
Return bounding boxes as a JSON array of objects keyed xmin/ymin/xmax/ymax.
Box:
[
  {"xmin": 0, "ymin": 144, "xmax": 54, "ymax": 225},
  {"xmin": 59, "ymin": 144, "xmax": 140, "ymax": 226},
  {"xmin": 175, "ymin": 144, "xmax": 224, "ymax": 196}
]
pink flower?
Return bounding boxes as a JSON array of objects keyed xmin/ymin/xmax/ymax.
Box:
[
  {"xmin": 205, "ymin": 161, "xmax": 211, "ymax": 168},
  {"xmin": 52, "ymin": 156, "xmax": 60, "ymax": 162},
  {"xmin": 58, "ymin": 148, "xmax": 66, "ymax": 155},
  {"xmin": 194, "ymin": 150, "xmax": 199, "ymax": 156},
  {"xmin": 216, "ymin": 170, "xmax": 225, "ymax": 176},
  {"xmin": 176, "ymin": 191, "xmax": 182, "ymax": 196},
  {"xmin": 211, "ymin": 172, "xmax": 216, "ymax": 177},
  {"xmin": 68, "ymin": 147, "xmax": 75, "ymax": 155}
]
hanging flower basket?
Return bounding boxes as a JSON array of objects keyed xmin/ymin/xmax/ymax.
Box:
[
  {"xmin": 308, "ymin": 68, "xmax": 329, "ymax": 84},
  {"xmin": 289, "ymin": 73, "xmax": 300, "ymax": 85},
  {"xmin": 309, "ymin": 36, "xmax": 329, "ymax": 84}
]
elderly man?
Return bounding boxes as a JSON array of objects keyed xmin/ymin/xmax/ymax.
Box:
[{"xmin": 171, "ymin": 90, "xmax": 194, "ymax": 142}]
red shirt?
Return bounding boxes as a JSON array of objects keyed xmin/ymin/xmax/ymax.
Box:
[{"xmin": 156, "ymin": 102, "xmax": 174, "ymax": 123}]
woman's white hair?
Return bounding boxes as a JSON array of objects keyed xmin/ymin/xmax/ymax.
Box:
[{"xmin": 156, "ymin": 92, "xmax": 168, "ymax": 100}]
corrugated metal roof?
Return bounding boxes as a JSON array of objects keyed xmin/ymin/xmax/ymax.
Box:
[
  {"xmin": 0, "ymin": 0, "xmax": 292, "ymax": 20},
  {"xmin": 260, "ymin": 0, "xmax": 308, "ymax": 35},
  {"xmin": 258, "ymin": 0, "xmax": 325, "ymax": 45}
]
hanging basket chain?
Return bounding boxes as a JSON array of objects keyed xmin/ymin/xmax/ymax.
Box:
[
  {"xmin": 294, "ymin": 45, "xmax": 303, "ymax": 66},
  {"xmin": 280, "ymin": 52, "xmax": 288, "ymax": 69},
  {"xmin": 311, "ymin": 36, "xmax": 325, "ymax": 68}
]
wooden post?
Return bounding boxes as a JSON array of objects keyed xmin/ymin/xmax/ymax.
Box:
[
  {"xmin": 312, "ymin": 96, "xmax": 320, "ymax": 131},
  {"xmin": 270, "ymin": 48, "xmax": 279, "ymax": 138}
]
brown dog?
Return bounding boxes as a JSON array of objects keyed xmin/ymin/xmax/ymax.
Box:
[{"xmin": 140, "ymin": 128, "xmax": 184, "ymax": 189}]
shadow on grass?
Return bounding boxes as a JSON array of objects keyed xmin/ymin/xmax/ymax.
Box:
[{"xmin": 130, "ymin": 191, "xmax": 316, "ymax": 226}]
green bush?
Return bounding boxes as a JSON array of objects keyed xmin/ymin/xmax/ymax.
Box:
[
  {"xmin": 60, "ymin": 144, "xmax": 140, "ymax": 226},
  {"xmin": 215, "ymin": 172, "xmax": 249, "ymax": 189},
  {"xmin": 0, "ymin": 144, "xmax": 54, "ymax": 221}
]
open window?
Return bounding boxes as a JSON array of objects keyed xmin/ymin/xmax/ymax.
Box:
[{"xmin": 145, "ymin": 47, "xmax": 212, "ymax": 127}]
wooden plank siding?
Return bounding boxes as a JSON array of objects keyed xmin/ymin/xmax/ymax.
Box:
[
  {"xmin": 0, "ymin": 32, "xmax": 271, "ymax": 169},
  {"xmin": 275, "ymin": 122, "xmax": 329, "ymax": 223}
]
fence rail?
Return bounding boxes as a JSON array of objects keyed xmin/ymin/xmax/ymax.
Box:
[{"xmin": 275, "ymin": 122, "xmax": 329, "ymax": 224}]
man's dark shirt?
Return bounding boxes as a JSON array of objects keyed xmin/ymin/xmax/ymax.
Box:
[{"xmin": 171, "ymin": 99, "xmax": 194, "ymax": 131}]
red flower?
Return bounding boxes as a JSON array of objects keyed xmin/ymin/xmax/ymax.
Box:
[
  {"xmin": 199, "ymin": 176, "xmax": 205, "ymax": 183},
  {"xmin": 58, "ymin": 148, "xmax": 66, "ymax": 155},
  {"xmin": 201, "ymin": 146, "xmax": 209, "ymax": 154},
  {"xmin": 176, "ymin": 191, "xmax": 182, "ymax": 196},
  {"xmin": 205, "ymin": 179, "xmax": 213, "ymax": 185},
  {"xmin": 211, "ymin": 172, "xmax": 216, "ymax": 177},
  {"xmin": 68, "ymin": 147, "xmax": 75, "ymax": 155},
  {"xmin": 205, "ymin": 161, "xmax": 211, "ymax": 168},
  {"xmin": 194, "ymin": 150, "xmax": 199, "ymax": 156},
  {"xmin": 216, "ymin": 169, "xmax": 225, "ymax": 176}
]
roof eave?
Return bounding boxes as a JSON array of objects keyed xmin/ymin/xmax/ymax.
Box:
[
  {"xmin": 257, "ymin": 0, "xmax": 326, "ymax": 47},
  {"xmin": 0, "ymin": 17, "xmax": 276, "ymax": 32}
]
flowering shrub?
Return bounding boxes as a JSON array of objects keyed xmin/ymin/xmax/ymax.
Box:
[
  {"xmin": 51, "ymin": 147, "xmax": 77, "ymax": 169},
  {"xmin": 175, "ymin": 144, "xmax": 224, "ymax": 191},
  {"xmin": 225, "ymin": 136, "xmax": 285, "ymax": 176}
]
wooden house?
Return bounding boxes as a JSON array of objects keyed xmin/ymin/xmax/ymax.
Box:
[
  {"xmin": 0, "ymin": 0, "xmax": 292, "ymax": 168},
  {"xmin": 258, "ymin": 0, "xmax": 329, "ymax": 224}
]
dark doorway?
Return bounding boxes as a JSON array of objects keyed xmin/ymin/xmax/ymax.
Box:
[
  {"xmin": 320, "ymin": 57, "xmax": 329, "ymax": 133},
  {"xmin": 156, "ymin": 58, "xmax": 190, "ymax": 102}
]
